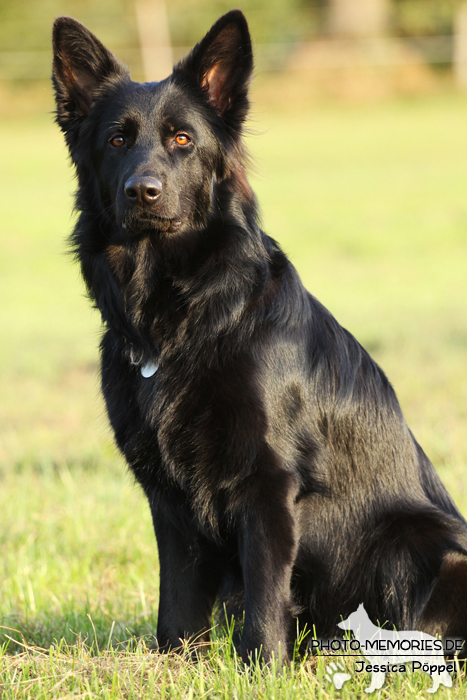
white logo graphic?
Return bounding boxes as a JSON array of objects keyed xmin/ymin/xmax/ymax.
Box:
[
  {"xmin": 324, "ymin": 661, "xmax": 351, "ymax": 689},
  {"xmin": 338, "ymin": 604, "xmax": 453, "ymax": 694}
]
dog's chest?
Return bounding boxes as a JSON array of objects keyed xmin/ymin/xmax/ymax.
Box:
[
  {"xmin": 126, "ymin": 359, "xmax": 251, "ymax": 533},
  {"xmin": 122, "ymin": 347, "xmax": 260, "ymax": 488},
  {"xmin": 101, "ymin": 326, "xmax": 266, "ymax": 536}
]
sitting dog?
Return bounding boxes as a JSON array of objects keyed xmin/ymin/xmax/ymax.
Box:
[{"xmin": 52, "ymin": 10, "xmax": 467, "ymax": 662}]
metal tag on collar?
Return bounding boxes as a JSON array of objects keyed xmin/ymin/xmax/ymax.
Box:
[
  {"xmin": 130, "ymin": 347, "xmax": 158, "ymax": 377},
  {"xmin": 141, "ymin": 361, "xmax": 159, "ymax": 378}
]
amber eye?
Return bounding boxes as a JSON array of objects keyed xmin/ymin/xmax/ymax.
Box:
[
  {"xmin": 110, "ymin": 135, "xmax": 125, "ymax": 148},
  {"xmin": 174, "ymin": 133, "xmax": 190, "ymax": 146}
]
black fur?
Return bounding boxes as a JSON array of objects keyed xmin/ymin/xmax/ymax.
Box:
[{"xmin": 53, "ymin": 11, "xmax": 467, "ymax": 662}]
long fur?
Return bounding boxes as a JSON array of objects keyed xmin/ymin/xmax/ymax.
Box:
[{"xmin": 53, "ymin": 10, "xmax": 467, "ymax": 662}]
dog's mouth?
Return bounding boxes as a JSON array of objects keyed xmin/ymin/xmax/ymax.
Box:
[{"xmin": 122, "ymin": 212, "xmax": 182, "ymax": 235}]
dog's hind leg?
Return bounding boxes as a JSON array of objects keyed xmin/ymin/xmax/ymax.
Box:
[{"xmin": 417, "ymin": 550, "xmax": 467, "ymax": 658}]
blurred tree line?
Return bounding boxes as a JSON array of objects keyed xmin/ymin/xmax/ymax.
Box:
[
  {"xmin": 0, "ymin": 0, "xmax": 461, "ymax": 51},
  {"xmin": 0, "ymin": 0, "xmax": 463, "ymax": 84}
]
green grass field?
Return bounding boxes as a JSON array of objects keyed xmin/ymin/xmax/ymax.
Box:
[{"xmin": 1, "ymin": 93, "xmax": 467, "ymax": 698}]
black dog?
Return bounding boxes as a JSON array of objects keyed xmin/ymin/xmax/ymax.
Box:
[{"xmin": 52, "ymin": 10, "xmax": 467, "ymax": 663}]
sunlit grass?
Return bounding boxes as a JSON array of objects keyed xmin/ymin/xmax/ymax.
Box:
[{"xmin": 1, "ymin": 93, "xmax": 466, "ymax": 697}]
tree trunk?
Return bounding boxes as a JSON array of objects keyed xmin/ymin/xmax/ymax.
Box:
[
  {"xmin": 135, "ymin": 0, "xmax": 173, "ymax": 81},
  {"xmin": 328, "ymin": 0, "xmax": 390, "ymax": 38}
]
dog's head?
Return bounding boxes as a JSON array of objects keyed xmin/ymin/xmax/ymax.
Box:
[{"xmin": 52, "ymin": 11, "xmax": 253, "ymax": 238}]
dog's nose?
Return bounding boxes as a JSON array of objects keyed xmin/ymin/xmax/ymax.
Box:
[{"xmin": 124, "ymin": 176, "xmax": 162, "ymax": 206}]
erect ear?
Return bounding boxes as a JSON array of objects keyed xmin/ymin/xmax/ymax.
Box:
[
  {"xmin": 52, "ymin": 16, "xmax": 128, "ymax": 130},
  {"xmin": 177, "ymin": 10, "xmax": 253, "ymax": 128}
]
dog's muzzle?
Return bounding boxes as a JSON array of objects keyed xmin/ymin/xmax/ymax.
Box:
[{"xmin": 124, "ymin": 176, "xmax": 162, "ymax": 206}]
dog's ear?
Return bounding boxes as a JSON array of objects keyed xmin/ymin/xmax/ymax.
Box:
[
  {"xmin": 177, "ymin": 10, "xmax": 253, "ymax": 130},
  {"xmin": 52, "ymin": 16, "xmax": 128, "ymax": 131}
]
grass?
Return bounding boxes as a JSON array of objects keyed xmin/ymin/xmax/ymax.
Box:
[{"xmin": 1, "ymin": 91, "xmax": 467, "ymax": 697}]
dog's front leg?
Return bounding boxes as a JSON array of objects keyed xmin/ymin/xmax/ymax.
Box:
[
  {"xmin": 151, "ymin": 505, "xmax": 223, "ymax": 653},
  {"xmin": 238, "ymin": 469, "xmax": 298, "ymax": 664}
]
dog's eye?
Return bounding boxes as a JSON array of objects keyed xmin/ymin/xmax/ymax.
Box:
[
  {"xmin": 110, "ymin": 135, "xmax": 125, "ymax": 148},
  {"xmin": 174, "ymin": 134, "xmax": 190, "ymax": 146}
]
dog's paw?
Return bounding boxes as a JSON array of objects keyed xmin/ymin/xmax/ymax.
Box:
[{"xmin": 324, "ymin": 661, "xmax": 351, "ymax": 689}]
